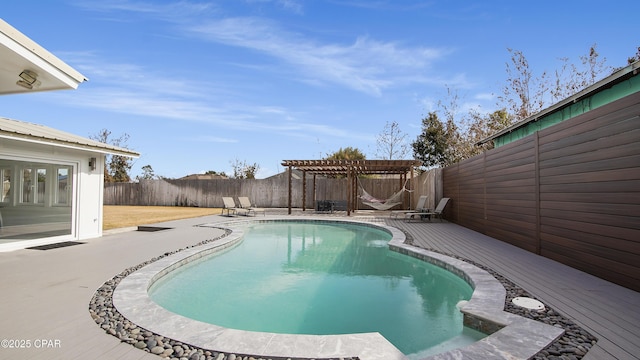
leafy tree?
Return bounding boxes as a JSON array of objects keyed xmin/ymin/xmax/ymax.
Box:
[
  {"xmin": 110, "ymin": 154, "xmax": 132, "ymax": 182},
  {"xmin": 375, "ymin": 121, "xmax": 410, "ymax": 160},
  {"xmin": 443, "ymin": 117, "xmax": 463, "ymax": 166},
  {"xmin": 137, "ymin": 165, "xmax": 155, "ymax": 181},
  {"xmin": 325, "ymin": 147, "xmax": 366, "ymax": 160},
  {"xmin": 230, "ymin": 159, "xmax": 260, "ymax": 179},
  {"xmin": 411, "ymin": 112, "xmax": 448, "ymax": 168},
  {"xmin": 462, "ymin": 109, "xmax": 513, "ymax": 155},
  {"xmin": 90, "ymin": 129, "xmax": 133, "ymax": 183}
]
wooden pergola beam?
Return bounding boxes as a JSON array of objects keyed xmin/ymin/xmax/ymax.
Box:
[{"xmin": 281, "ymin": 159, "xmax": 423, "ymax": 215}]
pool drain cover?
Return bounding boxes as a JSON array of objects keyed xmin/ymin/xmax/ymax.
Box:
[{"xmin": 512, "ymin": 296, "xmax": 545, "ymax": 310}]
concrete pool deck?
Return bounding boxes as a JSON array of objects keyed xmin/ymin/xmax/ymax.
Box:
[{"xmin": 0, "ymin": 211, "xmax": 638, "ymax": 359}]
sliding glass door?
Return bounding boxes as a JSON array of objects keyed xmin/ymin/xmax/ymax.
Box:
[{"xmin": 0, "ymin": 158, "xmax": 74, "ymax": 243}]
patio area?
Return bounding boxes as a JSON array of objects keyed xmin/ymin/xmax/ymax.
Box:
[{"xmin": 0, "ymin": 210, "xmax": 637, "ymax": 359}]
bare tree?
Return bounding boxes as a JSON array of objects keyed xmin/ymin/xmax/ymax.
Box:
[
  {"xmin": 502, "ymin": 45, "xmax": 611, "ymax": 119},
  {"xmin": 552, "ymin": 44, "xmax": 611, "ymax": 102},
  {"xmin": 437, "ymin": 87, "xmax": 467, "ymax": 166},
  {"xmin": 627, "ymin": 46, "xmax": 640, "ymax": 65},
  {"xmin": 230, "ymin": 159, "xmax": 260, "ymax": 179},
  {"xmin": 412, "ymin": 44, "xmax": 615, "ymax": 169},
  {"xmin": 90, "ymin": 129, "xmax": 133, "ymax": 183},
  {"xmin": 375, "ymin": 121, "xmax": 410, "ymax": 160},
  {"xmin": 499, "ymin": 48, "xmax": 549, "ymax": 121}
]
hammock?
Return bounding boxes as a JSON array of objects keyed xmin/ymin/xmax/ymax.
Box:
[{"xmin": 358, "ymin": 179, "xmax": 411, "ymax": 211}]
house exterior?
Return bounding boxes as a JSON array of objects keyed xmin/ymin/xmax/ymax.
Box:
[{"xmin": 0, "ymin": 19, "xmax": 139, "ymax": 251}]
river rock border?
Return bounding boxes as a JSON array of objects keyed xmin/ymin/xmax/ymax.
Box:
[
  {"xmin": 89, "ymin": 225, "xmax": 361, "ymax": 360},
  {"xmin": 89, "ymin": 219, "xmax": 597, "ymax": 360}
]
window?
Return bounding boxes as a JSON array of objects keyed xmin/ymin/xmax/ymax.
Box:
[
  {"xmin": 55, "ymin": 167, "xmax": 70, "ymax": 205},
  {"xmin": 1, "ymin": 168, "xmax": 10, "ymax": 203},
  {"xmin": 21, "ymin": 168, "xmax": 33, "ymax": 204},
  {"xmin": 37, "ymin": 168, "xmax": 46, "ymax": 204},
  {"xmin": 19, "ymin": 167, "xmax": 51, "ymax": 205}
]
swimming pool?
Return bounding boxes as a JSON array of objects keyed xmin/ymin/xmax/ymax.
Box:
[{"xmin": 147, "ymin": 221, "xmax": 484, "ymax": 358}]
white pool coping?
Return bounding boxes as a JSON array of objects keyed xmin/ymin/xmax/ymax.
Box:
[{"xmin": 113, "ymin": 217, "xmax": 564, "ymax": 360}]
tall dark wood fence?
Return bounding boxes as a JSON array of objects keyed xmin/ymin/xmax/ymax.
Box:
[{"xmin": 443, "ymin": 91, "xmax": 640, "ymax": 291}]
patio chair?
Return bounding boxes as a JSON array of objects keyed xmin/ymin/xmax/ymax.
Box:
[
  {"xmin": 405, "ymin": 197, "xmax": 450, "ymax": 222},
  {"xmin": 238, "ymin": 196, "xmax": 266, "ymax": 216},
  {"xmin": 390, "ymin": 195, "xmax": 428, "ymax": 219},
  {"xmin": 221, "ymin": 197, "xmax": 240, "ymax": 216}
]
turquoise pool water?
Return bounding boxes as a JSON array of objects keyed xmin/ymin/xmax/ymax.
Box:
[{"xmin": 149, "ymin": 221, "xmax": 484, "ymax": 357}]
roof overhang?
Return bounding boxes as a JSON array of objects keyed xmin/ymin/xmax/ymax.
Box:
[
  {"xmin": 0, "ymin": 117, "xmax": 140, "ymax": 158},
  {"xmin": 0, "ymin": 18, "xmax": 87, "ymax": 95},
  {"xmin": 477, "ymin": 60, "xmax": 640, "ymax": 145}
]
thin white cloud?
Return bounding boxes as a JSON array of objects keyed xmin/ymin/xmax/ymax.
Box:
[
  {"xmin": 328, "ymin": 0, "xmax": 434, "ymax": 11},
  {"xmin": 73, "ymin": 0, "xmax": 216, "ymax": 19},
  {"xmin": 475, "ymin": 92, "xmax": 494, "ymax": 101},
  {"xmin": 187, "ymin": 17, "xmax": 447, "ymax": 96},
  {"xmin": 65, "ymin": 0, "xmax": 455, "ymax": 146},
  {"xmin": 74, "ymin": 0, "xmax": 455, "ymax": 96},
  {"xmin": 51, "ymin": 59, "xmax": 365, "ymax": 141},
  {"xmin": 278, "ymin": 0, "xmax": 303, "ymax": 14},
  {"xmin": 193, "ymin": 135, "xmax": 238, "ymax": 143},
  {"xmin": 244, "ymin": 0, "xmax": 304, "ymax": 14}
]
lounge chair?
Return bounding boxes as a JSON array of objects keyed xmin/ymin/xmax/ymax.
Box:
[
  {"xmin": 390, "ymin": 195, "xmax": 428, "ymax": 219},
  {"xmin": 405, "ymin": 197, "xmax": 450, "ymax": 222},
  {"xmin": 238, "ymin": 196, "xmax": 266, "ymax": 216},
  {"xmin": 221, "ymin": 197, "xmax": 240, "ymax": 216}
]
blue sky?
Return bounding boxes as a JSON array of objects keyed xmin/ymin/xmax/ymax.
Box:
[{"xmin": 1, "ymin": 1, "xmax": 636, "ymax": 179}]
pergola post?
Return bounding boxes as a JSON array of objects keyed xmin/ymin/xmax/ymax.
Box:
[
  {"xmin": 313, "ymin": 174, "xmax": 317, "ymax": 210},
  {"xmin": 287, "ymin": 165, "xmax": 292, "ymax": 215},
  {"xmin": 347, "ymin": 167, "xmax": 352, "ymax": 216},
  {"xmin": 410, "ymin": 166, "xmax": 414, "ymax": 209},
  {"xmin": 400, "ymin": 173, "xmax": 405, "ymax": 209},
  {"xmin": 352, "ymin": 170, "xmax": 358, "ymax": 214},
  {"xmin": 302, "ymin": 170, "xmax": 306, "ymax": 211}
]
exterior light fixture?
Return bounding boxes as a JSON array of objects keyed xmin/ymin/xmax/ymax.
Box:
[
  {"xmin": 89, "ymin": 157, "xmax": 97, "ymax": 171},
  {"xmin": 16, "ymin": 69, "xmax": 40, "ymax": 89}
]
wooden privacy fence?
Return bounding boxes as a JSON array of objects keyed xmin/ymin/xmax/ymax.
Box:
[
  {"xmin": 443, "ymin": 91, "xmax": 640, "ymax": 291},
  {"xmin": 103, "ymin": 169, "xmax": 441, "ymax": 210}
]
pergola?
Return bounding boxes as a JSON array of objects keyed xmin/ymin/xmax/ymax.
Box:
[{"xmin": 281, "ymin": 159, "xmax": 423, "ymax": 215}]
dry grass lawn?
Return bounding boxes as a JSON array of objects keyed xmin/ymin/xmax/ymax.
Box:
[{"xmin": 103, "ymin": 206, "xmax": 222, "ymax": 230}]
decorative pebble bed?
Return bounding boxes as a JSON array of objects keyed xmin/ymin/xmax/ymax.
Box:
[{"xmin": 90, "ymin": 226, "xmax": 597, "ymax": 360}]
